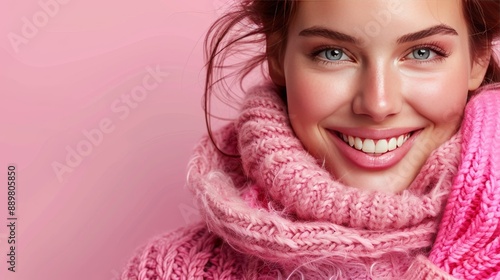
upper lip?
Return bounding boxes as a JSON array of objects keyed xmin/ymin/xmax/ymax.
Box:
[{"xmin": 329, "ymin": 127, "xmax": 422, "ymax": 139}]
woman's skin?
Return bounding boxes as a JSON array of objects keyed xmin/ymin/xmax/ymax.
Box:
[{"xmin": 269, "ymin": 0, "xmax": 490, "ymax": 192}]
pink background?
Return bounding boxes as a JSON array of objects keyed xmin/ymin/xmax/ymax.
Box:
[
  {"xmin": 1, "ymin": 1, "xmax": 500, "ymax": 280},
  {"xmin": 0, "ymin": 0, "xmax": 234, "ymax": 279}
]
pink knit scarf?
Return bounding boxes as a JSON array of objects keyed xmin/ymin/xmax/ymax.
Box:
[{"xmin": 187, "ymin": 83, "xmax": 462, "ymax": 278}]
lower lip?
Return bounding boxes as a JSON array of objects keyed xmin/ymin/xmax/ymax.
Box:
[{"xmin": 328, "ymin": 130, "xmax": 420, "ymax": 170}]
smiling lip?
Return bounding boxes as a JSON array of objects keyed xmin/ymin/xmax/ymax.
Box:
[{"xmin": 327, "ymin": 128, "xmax": 422, "ymax": 170}]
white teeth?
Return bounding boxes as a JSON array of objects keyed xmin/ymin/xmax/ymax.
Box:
[
  {"xmin": 362, "ymin": 139, "xmax": 375, "ymax": 153},
  {"xmin": 388, "ymin": 137, "xmax": 397, "ymax": 151},
  {"xmin": 339, "ymin": 132, "xmax": 411, "ymax": 154},
  {"xmin": 397, "ymin": 135, "xmax": 404, "ymax": 147},
  {"xmin": 348, "ymin": 135, "xmax": 354, "ymax": 147},
  {"xmin": 354, "ymin": 137, "xmax": 363, "ymax": 150},
  {"xmin": 375, "ymin": 139, "xmax": 388, "ymax": 153}
]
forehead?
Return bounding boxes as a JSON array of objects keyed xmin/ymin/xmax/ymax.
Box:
[{"xmin": 289, "ymin": 0, "xmax": 468, "ymax": 40}]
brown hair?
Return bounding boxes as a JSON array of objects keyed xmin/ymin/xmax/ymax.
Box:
[
  {"xmin": 204, "ymin": 0, "xmax": 500, "ymax": 155},
  {"xmin": 464, "ymin": 0, "xmax": 500, "ymax": 85}
]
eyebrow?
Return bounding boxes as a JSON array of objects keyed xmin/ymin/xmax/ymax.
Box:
[
  {"xmin": 298, "ymin": 24, "xmax": 458, "ymax": 44},
  {"xmin": 396, "ymin": 24, "xmax": 458, "ymax": 43},
  {"xmin": 299, "ymin": 27, "xmax": 359, "ymax": 44}
]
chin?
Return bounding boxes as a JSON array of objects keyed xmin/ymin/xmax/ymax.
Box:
[
  {"xmin": 347, "ymin": 176, "xmax": 410, "ymax": 193},
  {"xmin": 328, "ymin": 162, "xmax": 421, "ymax": 194}
]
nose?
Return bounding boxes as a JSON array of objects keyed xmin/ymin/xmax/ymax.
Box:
[{"xmin": 352, "ymin": 62, "xmax": 402, "ymax": 122}]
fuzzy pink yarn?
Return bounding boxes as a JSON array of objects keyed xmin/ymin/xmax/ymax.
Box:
[
  {"xmin": 121, "ymin": 84, "xmax": 500, "ymax": 279},
  {"xmin": 426, "ymin": 87, "xmax": 500, "ymax": 279}
]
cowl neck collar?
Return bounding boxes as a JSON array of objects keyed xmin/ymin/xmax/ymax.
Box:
[{"xmin": 187, "ymin": 83, "xmax": 461, "ymax": 270}]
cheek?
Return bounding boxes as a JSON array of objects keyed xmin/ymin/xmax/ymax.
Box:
[
  {"xmin": 285, "ymin": 64, "xmax": 352, "ymax": 126},
  {"xmin": 404, "ymin": 63, "xmax": 469, "ymax": 126},
  {"xmin": 286, "ymin": 74, "xmax": 325, "ymax": 126},
  {"xmin": 284, "ymin": 70, "xmax": 334, "ymax": 154}
]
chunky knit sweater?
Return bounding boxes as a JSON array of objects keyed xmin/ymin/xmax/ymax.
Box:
[{"xmin": 121, "ymin": 84, "xmax": 500, "ymax": 280}]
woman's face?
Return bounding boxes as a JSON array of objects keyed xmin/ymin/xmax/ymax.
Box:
[{"xmin": 279, "ymin": 0, "xmax": 488, "ymax": 192}]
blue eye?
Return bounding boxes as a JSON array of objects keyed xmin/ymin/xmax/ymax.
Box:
[
  {"xmin": 319, "ymin": 48, "xmax": 349, "ymax": 61},
  {"xmin": 409, "ymin": 48, "xmax": 436, "ymax": 60}
]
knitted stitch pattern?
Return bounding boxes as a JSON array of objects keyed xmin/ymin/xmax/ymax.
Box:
[
  {"xmin": 184, "ymin": 83, "xmax": 460, "ymax": 279},
  {"xmin": 121, "ymin": 84, "xmax": 500, "ymax": 280},
  {"xmin": 427, "ymin": 87, "xmax": 500, "ymax": 279}
]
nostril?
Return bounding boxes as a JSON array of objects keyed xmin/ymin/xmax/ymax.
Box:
[{"xmin": 352, "ymin": 95, "xmax": 402, "ymax": 122}]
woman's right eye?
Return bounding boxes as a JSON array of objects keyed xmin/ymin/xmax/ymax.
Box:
[{"xmin": 317, "ymin": 48, "xmax": 350, "ymax": 61}]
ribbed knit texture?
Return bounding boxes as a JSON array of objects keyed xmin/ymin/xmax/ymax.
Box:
[
  {"xmin": 426, "ymin": 87, "xmax": 500, "ymax": 279},
  {"xmin": 121, "ymin": 83, "xmax": 500, "ymax": 280}
]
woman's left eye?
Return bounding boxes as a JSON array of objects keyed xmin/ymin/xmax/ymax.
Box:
[{"xmin": 407, "ymin": 47, "xmax": 437, "ymax": 60}]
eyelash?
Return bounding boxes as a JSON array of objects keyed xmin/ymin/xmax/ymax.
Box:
[
  {"xmin": 310, "ymin": 46, "xmax": 352, "ymax": 66},
  {"xmin": 310, "ymin": 42, "xmax": 451, "ymax": 66},
  {"xmin": 407, "ymin": 42, "xmax": 451, "ymax": 64}
]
